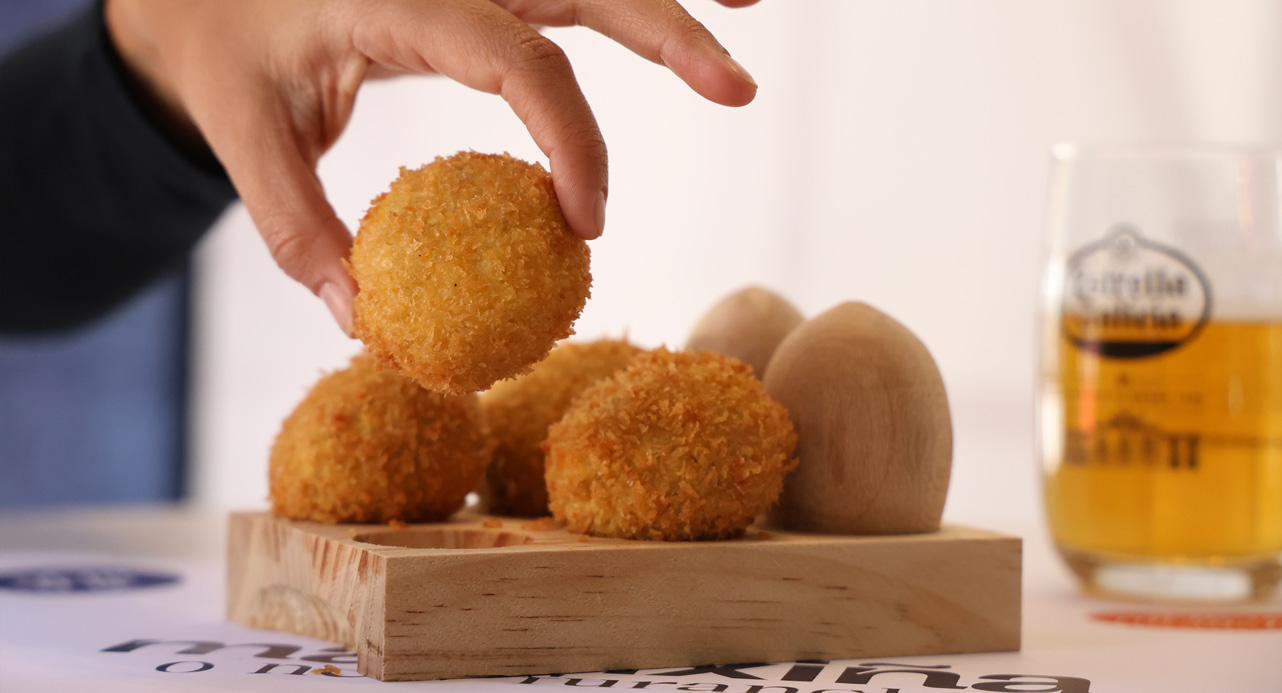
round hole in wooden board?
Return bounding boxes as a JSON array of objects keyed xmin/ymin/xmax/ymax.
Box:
[{"xmin": 353, "ymin": 528, "xmax": 533, "ymax": 549}]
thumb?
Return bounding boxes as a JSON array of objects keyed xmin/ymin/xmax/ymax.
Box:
[{"xmin": 215, "ymin": 120, "xmax": 358, "ymax": 336}]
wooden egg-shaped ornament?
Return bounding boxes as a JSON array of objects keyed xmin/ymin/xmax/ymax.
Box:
[
  {"xmin": 762, "ymin": 302, "xmax": 952, "ymax": 534},
  {"xmin": 686, "ymin": 286, "xmax": 804, "ymax": 378}
]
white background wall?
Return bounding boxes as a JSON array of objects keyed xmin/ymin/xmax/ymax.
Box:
[{"xmin": 187, "ymin": 0, "xmax": 1282, "ymax": 535}]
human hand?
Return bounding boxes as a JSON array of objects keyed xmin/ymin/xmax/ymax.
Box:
[{"xmin": 104, "ymin": 0, "xmax": 760, "ymax": 335}]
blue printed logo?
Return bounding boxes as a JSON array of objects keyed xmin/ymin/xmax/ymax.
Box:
[{"xmin": 0, "ymin": 567, "xmax": 181, "ymax": 593}]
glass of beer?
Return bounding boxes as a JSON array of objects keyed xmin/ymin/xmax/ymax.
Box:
[{"xmin": 1038, "ymin": 143, "xmax": 1282, "ymax": 601}]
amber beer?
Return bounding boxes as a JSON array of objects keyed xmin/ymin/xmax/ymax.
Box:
[
  {"xmin": 1045, "ymin": 319, "xmax": 1282, "ymax": 563},
  {"xmin": 1041, "ymin": 223, "xmax": 1282, "ymax": 599}
]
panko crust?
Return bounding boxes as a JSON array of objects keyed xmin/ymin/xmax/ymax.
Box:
[
  {"xmin": 544, "ymin": 347, "xmax": 799, "ymax": 541},
  {"xmin": 481, "ymin": 339, "xmax": 644, "ymax": 517},
  {"xmin": 349, "ymin": 151, "xmax": 592, "ymax": 395},
  {"xmin": 269, "ymin": 353, "xmax": 492, "ymax": 524}
]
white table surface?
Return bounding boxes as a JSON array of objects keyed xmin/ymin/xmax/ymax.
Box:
[{"xmin": 1, "ymin": 504, "xmax": 1279, "ymax": 692}]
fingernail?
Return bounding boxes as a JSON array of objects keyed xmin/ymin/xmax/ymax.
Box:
[
  {"xmin": 593, "ymin": 190, "xmax": 607, "ymax": 238},
  {"xmin": 727, "ymin": 56, "xmax": 757, "ymax": 88},
  {"xmin": 320, "ymin": 282, "xmax": 354, "ymax": 337}
]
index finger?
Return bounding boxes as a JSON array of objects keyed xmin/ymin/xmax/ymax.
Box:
[
  {"xmin": 352, "ymin": 0, "xmax": 607, "ymax": 240},
  {"xmin": 495, "ymin": 0, "xmax": 758, "ymax": 107}
]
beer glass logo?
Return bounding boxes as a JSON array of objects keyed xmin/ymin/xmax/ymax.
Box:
[{"xmin": 1062, "ymin": 225, "xmax": 1211, "ymax": 358}]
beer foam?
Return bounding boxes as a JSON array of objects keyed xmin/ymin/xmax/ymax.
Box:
[{"xmin": 1195, "ymin": 252, "xmax": 1282, "ymax": 321}]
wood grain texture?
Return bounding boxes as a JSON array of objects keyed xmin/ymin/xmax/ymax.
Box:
[
  {"xmin": 764, "ymin": 302, "xmax": 953, "ymax": 535},
  {"xmin": 227, "ymin": 512, "xmax": 1020, "ymax": 681}
]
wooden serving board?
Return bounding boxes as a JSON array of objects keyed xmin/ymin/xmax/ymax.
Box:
[{"xmin": 227, "ymin": 511, "xmax": 1021, "ymax": 682}]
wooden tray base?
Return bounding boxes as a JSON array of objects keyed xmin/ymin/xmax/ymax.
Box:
[{"xmin": 227, "ymin": 512, "xmax": 1021, "ymax": 682}]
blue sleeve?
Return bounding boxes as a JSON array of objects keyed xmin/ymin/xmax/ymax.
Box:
[{"xmin": 0, "ymin": 1, "xmax": 238, "ymax": 333}]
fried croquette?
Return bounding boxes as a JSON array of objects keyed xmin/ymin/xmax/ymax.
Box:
[
  {"xmin": 481, "ymin": 339, "xmax": 644, "ymax": 517},
  {"xmin": 349, "ymin": 152, "xmax": 592, "ymax": 395},
  {"xmin": 269, "ymin": 353, "xmax": 491, "ymax": 524},
  {"xmin": 544, "ymin": 348, "xmax": 798, "ymax": 541}
]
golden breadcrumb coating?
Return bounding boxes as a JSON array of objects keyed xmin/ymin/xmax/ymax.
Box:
[
  {"xmin": 269, "ymin": 353, "xmax": 491, "ymax": 524},
  {"xmin": 544, "ymin": 347, "xmax": 798, "ymax": 540},
  {"xmin": 349, "ymin": 151, "xmax": 592, "ymax": 395},
  {"xmin": 481, "ymin": 339, "xmax": 644, "ymax": 517}
]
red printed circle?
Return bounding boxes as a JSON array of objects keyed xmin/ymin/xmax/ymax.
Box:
[{"xmin": 1090, "ymin": 612, "xmax": 1282, "ymax": 630}]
